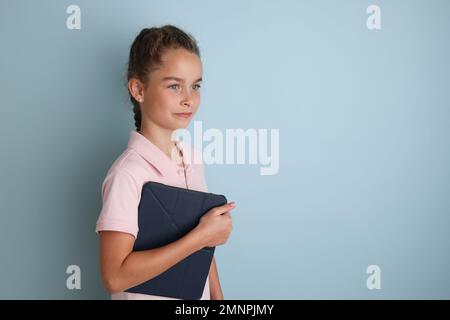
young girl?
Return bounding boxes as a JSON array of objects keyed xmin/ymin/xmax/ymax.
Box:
[{"xmin": 95, "ymin": 25, "xmax": 236, "ymax": 300}]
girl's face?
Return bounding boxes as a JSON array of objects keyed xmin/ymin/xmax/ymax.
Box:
[{"xmin": 133, "ymin": 48, "xmax": 203, "ymax": 131}]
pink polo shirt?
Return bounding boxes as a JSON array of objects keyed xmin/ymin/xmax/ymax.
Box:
[{"xmin": 95, "ymin": 130, "xmax": 210, "ymax": 300}]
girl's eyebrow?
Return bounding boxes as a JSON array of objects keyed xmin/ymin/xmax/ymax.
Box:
[{"xmin": 161, "ymin": 76, "xmax": 202, "ymax": 83}]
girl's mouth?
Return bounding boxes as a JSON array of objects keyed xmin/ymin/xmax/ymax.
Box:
[{"xmin": 174, "ymin": 112, "xmax": 193, "ymax": 119}]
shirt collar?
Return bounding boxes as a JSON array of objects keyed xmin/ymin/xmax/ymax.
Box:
[{"xmin": 127, "ymin": 130, "xmax": 191, "ymax": 177}]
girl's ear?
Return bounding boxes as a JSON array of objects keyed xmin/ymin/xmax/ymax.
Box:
[{"xmin": 128, "ymin": 78, "xmax": 145, "ymax": 103}]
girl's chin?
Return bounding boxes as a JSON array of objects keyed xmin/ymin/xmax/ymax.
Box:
[
  {"xmin": 170, "ymin": 121, "xmax": 190, "ymax": 130},
  {"xmin": 172, "ymin": 117, "xmax": 191, "ymax": 127}
]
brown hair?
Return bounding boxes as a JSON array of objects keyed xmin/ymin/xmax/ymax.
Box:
[{"xmin": 126, "ymin": 25, "xmax": 201, "ymax": 132}]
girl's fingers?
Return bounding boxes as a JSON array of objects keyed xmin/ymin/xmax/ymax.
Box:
[{"xmin": 212, "ymin": 202, "xmax": 236, "ymax": 215}]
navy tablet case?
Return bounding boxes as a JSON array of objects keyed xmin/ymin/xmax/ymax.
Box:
[{"xmin": 124, "ymin": 181, "xmax": 227, "ymax": 299}]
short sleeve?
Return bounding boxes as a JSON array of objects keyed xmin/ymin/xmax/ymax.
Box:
[{"xmin": 95, "ymin": 168, "xmax": 140, "ymax": 238}]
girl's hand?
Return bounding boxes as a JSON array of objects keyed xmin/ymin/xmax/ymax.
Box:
[{"xmin": 194, "ymin": 202, "xmax": 236, "ymax": 248}]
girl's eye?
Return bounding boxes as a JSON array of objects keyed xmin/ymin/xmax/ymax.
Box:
[
  {"xmin": 192, "ymin": 84, "xmax": 201, "ymax": 90},
  {"xmin": 168, "ymin": 84, "xmax": 180, "ymax": 90}
]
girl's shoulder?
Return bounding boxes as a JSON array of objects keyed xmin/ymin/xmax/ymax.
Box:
[{"xmin": 102, "ymin": 147, "xmax": 159, "ymax": 188}]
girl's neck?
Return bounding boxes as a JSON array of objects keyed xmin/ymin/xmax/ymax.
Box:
[{"xmin": 139, "ymin": 123, "xmax": 177, "ymax": 160}]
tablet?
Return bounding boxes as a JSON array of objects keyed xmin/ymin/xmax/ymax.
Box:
[{"xmin": 124, "ymin": 181, "xmax": 227, "ymax": 299}]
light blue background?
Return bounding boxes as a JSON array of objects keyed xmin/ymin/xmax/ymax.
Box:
[{"xmin": 0, "ymin": 0, "xmax": 449, "ymax": 299}]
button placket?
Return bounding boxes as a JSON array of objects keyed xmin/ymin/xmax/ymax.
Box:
[{"xmin": 175, "ymin": 143, "xmax": 190, "ymax": 189}]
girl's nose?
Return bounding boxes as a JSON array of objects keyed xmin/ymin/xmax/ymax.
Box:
[{"xmin": 181, "ymin": 92, "xmax": 194, "ymax": 108}]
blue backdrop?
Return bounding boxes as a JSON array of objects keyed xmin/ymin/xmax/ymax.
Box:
[{"xmin": 0, "ymin": 0, "xmax": 449, "ymax": 299}]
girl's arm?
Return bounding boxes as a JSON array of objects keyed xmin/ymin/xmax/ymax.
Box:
[
  {"xmin": 99, "ymin": 229, "xmax": 204, "ymax": 294},
  {"xmin": 99, "ymin": 202, "xmax": 234, "ymax": 294},
  {"xmin": 209, "ymin": 256, "xmax": 224, "ymax": 300}
]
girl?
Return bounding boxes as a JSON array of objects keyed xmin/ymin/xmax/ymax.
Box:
[{"xmin": 95, "ymin": 25, "xmax": 236, "ymax": 300}]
